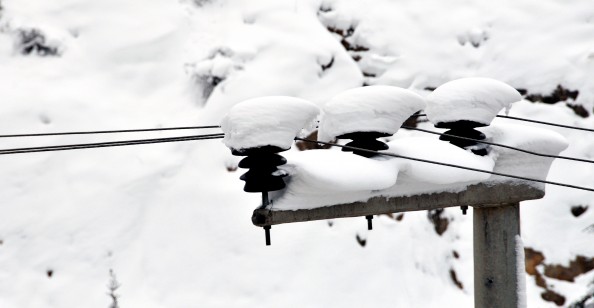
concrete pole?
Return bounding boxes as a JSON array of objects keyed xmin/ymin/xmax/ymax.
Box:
[{"xmin": 473, "ymin": 203, "xmax": 523, "ymax": 308}]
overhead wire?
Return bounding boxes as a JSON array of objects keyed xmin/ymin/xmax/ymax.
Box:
[
  {"xmin": 294, "ymin": 137, "xmax": 594, "ymax": 193},
  {"xmin": 412, "ymin": 113, "xmax": 594, "ymax": 133},
  {"xmin": 0, "ymin": 125, "xmax": 221, "ymax": 138},
  {"xmin": 401, "ymin": 125, "xmax": 594, "ymax": 165},
  {"xmin": 1, "ymin": 125, "xmax": 592, "ymax": 192},
  {"xmin": 0, "ymin": 112, "xmax": 590, "ymax": 139},
  {"xmin": 0, "ymin": 111, "xmax": 590, "ymax": 190},
  {"xmin": 496, "ymin": 114, "xmax": 594, "ymax": 132},
  {"xmin": 0, "ymin": 133, "xmax": 225, "ymax": 155}
]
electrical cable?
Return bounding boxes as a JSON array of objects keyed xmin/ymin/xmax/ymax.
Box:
[
  {"xmin": 1, "ymin": 112, "xmax": 590, "ymax": 139},
  {"xmin": 3, "ymin": 128, "xmax": 591, "ymax": 192},
  {"xmin": 496, "ymin": 114, "xmax": 594, "ymax": 132},
  {"xmin": 401, "ymin": 126, "xmax": 594, "ymax": 165},
  {"xmin": 294, "ymin": 137, "xmax": 594, "ymax": 193},
  {"xmin": 0, "ymin": 125, "xmax": 222, "ymax": 138},
  {"xmin": 412, "ymin": 113, "xmax": 594, "ymax": 133},
  {"xmin": 0, "ymin": 133, "xmax": 225, "ymax": 155},
  {"xmin": 0, "ymin": 111, "xmax": 591, "ymax": 139}
]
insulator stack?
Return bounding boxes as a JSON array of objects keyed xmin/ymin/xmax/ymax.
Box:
[
  {"xmin": 426, "ymin": 78, "xmax": 523, "ymax": 157},
  {"xmin": 435, "ymin": 120, "xmax": 489, "ymax": 156},
  {"xmin": 233, "ymin": 146, "xmax": 289, "ymax": 246},
  {"xmin": 221, "ymin": 95, "xmax": 322, "ymax": 246},
  {"xmin": 337, "ymin": 132, "xmax": 391, "ymax": 158},
  {"xmin": 233, "ymin": 146, "xmax": 289, "ymax": 193}
]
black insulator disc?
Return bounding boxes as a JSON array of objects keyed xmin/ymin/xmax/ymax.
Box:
[
  {"xmin": 435, "ymin": 120, "xmax": 488, "ymax": 129},
  {"xmin": 231, "ymin": 145, "xmax": 288, "ymax": 156},
  {"xmin": 242, "ymin": 175, "xmax": 287, "ymax": 192},
  {"xmin": 240, "ymin": 167, "xmax": 287, "ymax": 180},
  {"xmin": 240, "ymin": 168, "xmax": 285, "ymax": 181},
  {"xmin": 445, "ymin": 128, "xmax": 486, "ymax": 140},
  {"xmin": 336, "ymin": 131, "xmax": 391, "ymax": 158},
  {"xmin": 337, "ymin": 131, "xmax": 392, "ymax": 140},
  {"xmin": 238, "ymin": 154, "xmax": 287, "ymax": 169},
  {"xmin": 349, "ymin": 150, "xmax": 379, "ymax": 158},
  {"xmin": 342, "ymin": 139, "xmax": 389, "ymax": 151},
  {"xmin": 467, "ymin": 143, "xmax": 490, "ymax": 156},
  {"xmin": 242, "ymin": 165, "xmax": 287, "ymax": 176},
  {"xmin": 440, "ymin": 137, "xmax": 476, "ymax": 148},
  {"xmin": 440, "ymin": 128, "xmax": 486, "ymax": 148},
  {"xmin": 471, "ymin": 148, "xmax": 489, "ymax": 156}
]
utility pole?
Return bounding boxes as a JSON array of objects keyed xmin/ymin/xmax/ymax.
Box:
[{"xmin": 474, "ymin": 203, "xmax": 522, "ymax": 308}]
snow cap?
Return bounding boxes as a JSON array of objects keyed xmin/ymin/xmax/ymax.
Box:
[
  {"xmin": 318, "ymin": 86, "xmax": 426, "ymax": 142},
  {"xmin": 221, "ymin": 96, "xmax": 320, "ymax": 151},
  {"xmin": 425, "ymin": 77, "xmax": 522, "ymax": 127}
]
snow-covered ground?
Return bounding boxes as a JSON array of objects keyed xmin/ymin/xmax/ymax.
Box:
[{"xmin": 0, "ymin": 0, "xmax": 593, "ymax": 307}]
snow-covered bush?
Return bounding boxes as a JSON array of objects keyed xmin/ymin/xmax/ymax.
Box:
[
  {"xmin": 14, "ymin": 28, "xmax": 61, "ymax": 56},
  {"xmin": 187, "ymin": 48, "xmax": 239, "ymax": 102}
]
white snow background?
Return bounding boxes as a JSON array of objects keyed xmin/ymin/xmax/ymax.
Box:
[{"xmin": 0, "ymin": 0, "xmax": 594, "ymax": 307}]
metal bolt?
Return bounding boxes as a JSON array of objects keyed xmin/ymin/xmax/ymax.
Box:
[
  {"xmin": 366, "ymin": 215, "xmax": 373, "ymax": 230},
  {"xmin": 264, "ymin": 226, "xmax": 271, "ymax": 246}
]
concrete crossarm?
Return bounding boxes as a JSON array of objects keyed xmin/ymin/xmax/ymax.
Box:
[{"xmin": 252, "ymin": 182, "xmax": 544, "ymax": 227}]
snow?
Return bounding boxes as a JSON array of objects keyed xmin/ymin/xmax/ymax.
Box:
[
  {"xmin": 0, "ymin": 0, "xmax": 593, "ymax": 307},
  {"xmin": 195, "ymin": 6, "xmax": 363, "ymax": 119},
  {"xmin": 280, "ymin": 150, "xmax": 399, "ymax": 193},
  {"xmin": 385, "ymin": 137, "xmax": 493, "ymax": 185},
  {"xmin": 272, "ymin": 122, "xmax": 566, "ymax": 210},
  {"xmin": 425, "ymin": 77, "xmax": 522, "ymax": 126},
  {"xmin": 220, "ymin": 96, "xmax": 320, "ymax": 151},
  {"xmin": 481, "ymin": 122, "xmax": 568, "ymax": 185},
  {"xmin": 271, "ymin": 149, "xmax": 400, "ymax": 209},
  {"xmin": 317, "ymin": 85, "xmax": 426, "ymax": 141}
]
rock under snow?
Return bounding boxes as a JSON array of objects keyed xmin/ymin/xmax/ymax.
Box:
[
  {"xmin": 425, "ymin": 77, "xmax": 522, "ymax": 127},
  {"xmin": 318, "ymin": 86, "xmax": 426, "ymax": 142},
  {"xmin": 220, "ymin": 96, "xmax": 320, "ymax": 152}
]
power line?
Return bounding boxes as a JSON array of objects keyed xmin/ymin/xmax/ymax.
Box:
[
  {"xmin": 401, "ymin": 126, "xmax": 594, "ymax": 165},
  {"xmin": 496, "ymin": 114, "xmax": 594, "ymax": 132},
  {"xmin": 0, "ymin": 125, "xmax": 222, "ymax": 138},
  {"xmin": 1, "ymin": 112, "xmax": 590, "ymax": 140},
  {"xmin": 0, "ymin": 133, "xmax": 225, "ymax": 155},
  {"xmin": 5, "ymin": 128, "xmax": 591, "ymax": 193},
  {"xmin": 412, "ymin": 113, "xmax": 594, "ymax": 133},
  {"xmin": 295, "ymin": 137, "xmax": 594, "ymax": 193}
]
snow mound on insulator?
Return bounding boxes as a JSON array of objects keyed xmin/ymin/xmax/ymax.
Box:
[
  {"xmin": 271, "ymin": 122, "xmax": 569, "ymax": 210},
  {"xmin": 271, "ymin": 149, "xmax": 401, "ymax": 210},
  {"xmin": 425, "ymin": 77, "xmax": 522, "ymax": 126},
  {"xmin": 480, "ymin": 123, "xmax": 568, "ymax": 183},
  {"xmin": 482, "ymin": 123, "xmax": 568, "ymax": 156},
  {"xmin": 385, "ymin": 137, "xmax": 494, "ymax": 185},
  {"xmin": 281, "ymin": 149, "xmax": 399, "ymax": 192},
  {"xmin": 221, "ymin": 96, "xmax": 320, "ymax": 151},
  {"xmin": 318, "ymin": 86, "xmax": 426, "ymax": 142}
]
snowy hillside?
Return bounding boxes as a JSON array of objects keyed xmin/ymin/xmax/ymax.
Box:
[{"xmin": 0, "ymin": 0, "xmax": 593, "ymax": 307}]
